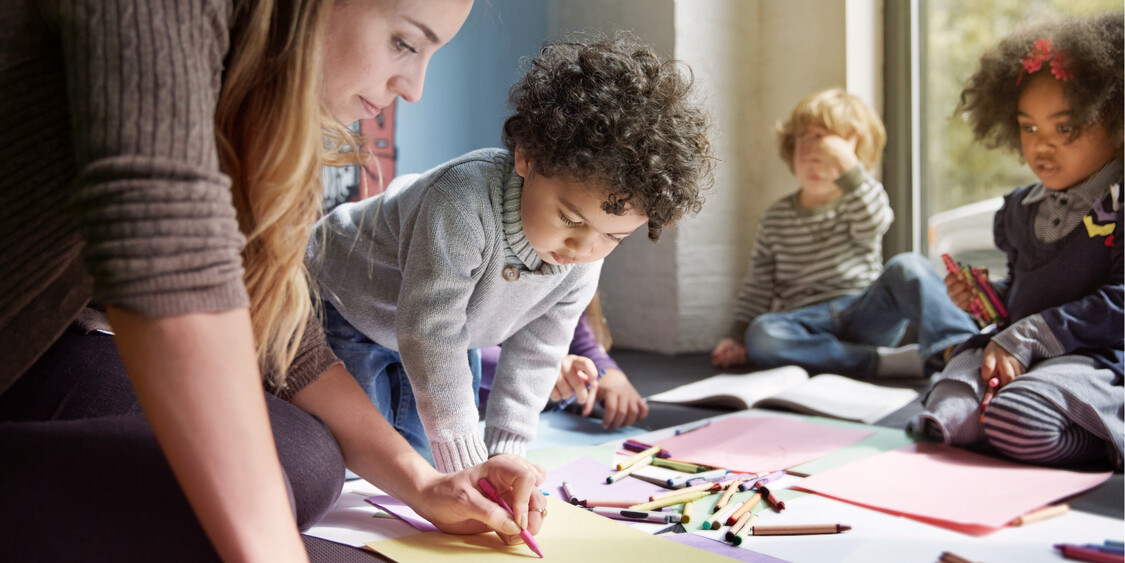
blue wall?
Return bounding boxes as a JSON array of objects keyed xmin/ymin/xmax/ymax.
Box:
[{"xmin": 395, "ymin": 0, "xmax": 548, "ymax": 175}]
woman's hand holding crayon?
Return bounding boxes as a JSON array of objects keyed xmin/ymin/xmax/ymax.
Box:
[{"xmin": 412, "ymin": 454, "xmax": 547, "ymax": 543}]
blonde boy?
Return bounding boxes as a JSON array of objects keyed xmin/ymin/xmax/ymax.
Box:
[{"xmin": 712, "ymin": 88, "xmax": 975, "ymax": 378}]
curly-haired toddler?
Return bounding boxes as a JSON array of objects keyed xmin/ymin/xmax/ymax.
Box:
[
  {"xmin": 914, "ymin": 12, "xmax": 1123, "ymax": 469},
  {"xmin": 307, "ymin": 32, "xmax": 714, "ymax": 472}
]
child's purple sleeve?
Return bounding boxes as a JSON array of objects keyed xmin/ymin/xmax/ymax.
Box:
[{"xmin": 568, "ymin": 312, "xmax": 620, "ymax": 372}]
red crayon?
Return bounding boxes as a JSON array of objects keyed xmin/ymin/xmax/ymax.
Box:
[
  {"xmin": 943, "ymin": 254, "xmax": 990, "ymax": 327},
  {"xmin": 973, "ymin": 268, "xmax": 1009, "ymax": 321},
  {"xmin": 757, "ymin": 485, "xmax": 786, "ymax": 512},
  {"xmin": 1054, "ymin": 543, "xmax": 1124, "ymax": 563}
]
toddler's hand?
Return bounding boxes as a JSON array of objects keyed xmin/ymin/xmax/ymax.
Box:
[
  {"xmin": 589, "ymin": 368, "xmax": 648, "ymax": 429},
  {"xmin": 551, "ymin": 355, "xmax": 598, "ymax": 405},
  {"xmin": 944, "ymin": 271, "xmax": 975, "ymax": 312},
  {"xmin": 711, "ymin": 338, "xmax": 747, "ymax": 368},
  {"xmin": 980, "ymin": 341, "xmax": 1025, "ymax": 387},
  {"xmin": 801, "ymin": 126, "xmax": 859, "ymax": 179}
]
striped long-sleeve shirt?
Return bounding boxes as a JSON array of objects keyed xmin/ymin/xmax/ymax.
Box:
[{"xmin": 727, "ymin": 165, "xmax": 893, "ymax": 340}]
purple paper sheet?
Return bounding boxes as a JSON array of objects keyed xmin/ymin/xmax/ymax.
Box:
[
  {"xmin": 662, "ymin": 532, "xmax": 790, "ymax": 563},
  {"xmin": 365, "ymin": 494, "xmax": 438, "ymax": 532},
  {"xmin": 540, "ymin": 456, "xmax": 668, "ymax": 505}
]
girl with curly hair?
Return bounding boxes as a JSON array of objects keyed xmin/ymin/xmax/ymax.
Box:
[
  {"xmin": 915, "ymin": 12, "xmax": 1123, "ymax": 469},
  {"xmin": 308, "ymin": 32, "xmax": 714, "ymax": 473}
]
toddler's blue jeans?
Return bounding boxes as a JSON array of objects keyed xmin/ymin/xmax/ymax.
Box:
[{"xmin": 743, "ymin": 252, "xmax": 978, "ymax": 377}]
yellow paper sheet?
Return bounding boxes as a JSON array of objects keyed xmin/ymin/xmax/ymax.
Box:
[{"xmin": 365, "ymin": 497, "xmax": 734, "ymax": 561}]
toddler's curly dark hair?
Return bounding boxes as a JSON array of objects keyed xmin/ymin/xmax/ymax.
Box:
[
  {"xmin": 502, "ymin": 32, "xmax": 715, "ymax": 242},
  {"xmin": 956, "ymin": 11, "xmax": 1123, "ymax": 153}
]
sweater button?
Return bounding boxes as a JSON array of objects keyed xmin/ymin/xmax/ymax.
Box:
[{"xmin": 502, "ymin": 266, "xmax": 521, "ymax": 282}]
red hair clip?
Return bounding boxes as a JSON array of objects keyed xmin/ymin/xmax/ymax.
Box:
[{"xmin": 1018, "ymin": 38, "xmax": 1074, "ymax": 85}]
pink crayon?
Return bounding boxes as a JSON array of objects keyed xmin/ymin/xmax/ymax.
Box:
[{"xmin": 979, "ymin": 378, "xmax": 999, "ymax": 422}]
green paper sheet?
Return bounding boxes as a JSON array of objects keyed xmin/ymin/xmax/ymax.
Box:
[
  {"xmin": 525, "ymin": 445, "xmax": 617, "ymax": 470},
  {"xmin": 786, "ymin": 417, "xmax": 918, "ymax": 476}
]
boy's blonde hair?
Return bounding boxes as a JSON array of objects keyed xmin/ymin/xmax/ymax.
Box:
[{"xmin": 776, "ymin": 88, "xmax": 886, "ymax": 173}]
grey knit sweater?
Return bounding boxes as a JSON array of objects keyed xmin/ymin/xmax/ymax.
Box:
[
  {"xmin": 0, "ymin": 0, "xmax": 339, "ymax": 399},
  {"xmin": 308, "ymin": 149, "xmax": 601, "ymax": 472}
]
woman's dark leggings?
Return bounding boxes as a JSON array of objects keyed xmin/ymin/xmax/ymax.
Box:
[{"xmin": 0, "ymin": 324, "xmax": 345, "ymax": 562}]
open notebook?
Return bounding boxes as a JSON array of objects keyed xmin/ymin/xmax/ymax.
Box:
[{"xmin": 646, "ymin": 365, "xmax": 919, "ymax": 424}]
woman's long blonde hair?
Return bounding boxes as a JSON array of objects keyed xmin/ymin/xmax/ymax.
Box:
[{"xmin": 216, "ymin": 0, "xmax": 366, "ymax": 390}]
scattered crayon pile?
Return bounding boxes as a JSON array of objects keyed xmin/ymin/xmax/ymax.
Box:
[{"xmin": 563, "ymin": 438, "xmax": 851, "ymax": 543}]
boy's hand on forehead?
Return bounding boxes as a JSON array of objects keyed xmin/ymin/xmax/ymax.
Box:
[{"xmin": 802, "ymin": 126, "xmax": 860, "ymax": 178}]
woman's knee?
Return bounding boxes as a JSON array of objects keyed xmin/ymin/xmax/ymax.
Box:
[{"xmin": 267, "ymin": 396, "xmax": 345, "ymax": 529}]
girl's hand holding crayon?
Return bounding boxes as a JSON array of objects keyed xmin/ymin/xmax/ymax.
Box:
[
  {"xmin": 944, "ymin": 270, "xmax": 977, "ymax": 313},
  {"xmin": 414, "ymin": 454, "xmax": 547, "ymax": 542},
  {"xmin": 941, "ymin": 254, "xmax": 1008, "ymax": 328},
  {"xmin": 981, "ymin": 341, "xmax": 1026, "ymax": 388},
  {"xmin": 552, "ymin": 355, "xmax": 600, "ymax": 405}
]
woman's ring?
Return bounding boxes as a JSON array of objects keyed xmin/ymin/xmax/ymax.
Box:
[{"xmin": 531, "ymin": 507, "xmax": 547, "ymax": 518}]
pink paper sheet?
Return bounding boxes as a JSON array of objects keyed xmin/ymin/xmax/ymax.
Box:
[
  {"xmin": 540, "ymin": 456, "xmax": 668, "ymax": 504},
  {"xmin": 653, "ymin": 416, "xmax": 873, "ymax": 473},
  {"xmin": 365, "ymin": 495, "xmax": 438, "ymax": 532},
  {"xmin": 794, "ymin": 442, "xmax": 1113, "ymax": 534}
]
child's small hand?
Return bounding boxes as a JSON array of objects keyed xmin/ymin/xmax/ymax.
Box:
[
  {"xmin": 800, "ymin": 126, "xmax": 859, "ymax": 180},
  {"xmin": 711, "ymin": 338, "xmax": 748, "ymax": 368},
  {"xmin": 589, "ymin": 368, "xmax": 648, "ymax": 429},
  {"xmin": 551, "ymin": 355, "xmax": 598, "ymax": 405},
  {"xmin": 944, "ymin": 271, "xmax": 976, "ymax": 312},
  {"xmin": 980, "ymin": 341, "xmax": 1025, "ymax": 387}
]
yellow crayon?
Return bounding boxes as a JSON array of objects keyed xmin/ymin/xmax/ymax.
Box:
[{"xmin": 629, "ymin": 490, "xmax": 714, "ymax": 512}]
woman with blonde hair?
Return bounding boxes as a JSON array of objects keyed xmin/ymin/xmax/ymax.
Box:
[{"xmin": 0, "ymin": 1, "xmax": 545, "ymax": 560}]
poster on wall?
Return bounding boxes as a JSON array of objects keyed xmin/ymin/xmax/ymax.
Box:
[{"xmin": 322, "ymin": 101, "xmax": 396, "ymax": 214}]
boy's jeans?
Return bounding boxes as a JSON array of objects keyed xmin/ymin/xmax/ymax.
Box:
[
  {"xmin": 743, "ymin": 252, "xmax": 978, "ymax": 377},
  {"xmin": 321, "ymin": 301, "xmax": 481, "ymax": 464}
]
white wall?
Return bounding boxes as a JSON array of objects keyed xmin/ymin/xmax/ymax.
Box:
[
  {"xmin": 545, "ymin": 0, "xmax": 681, "ymax": 352},
  {"xmin": 671, "ymin": 0, "xmax": 759, "ymax": 351},
  {"xmin": 541, "ymin": 1, "xmax": 878, "ymax": 354}
]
